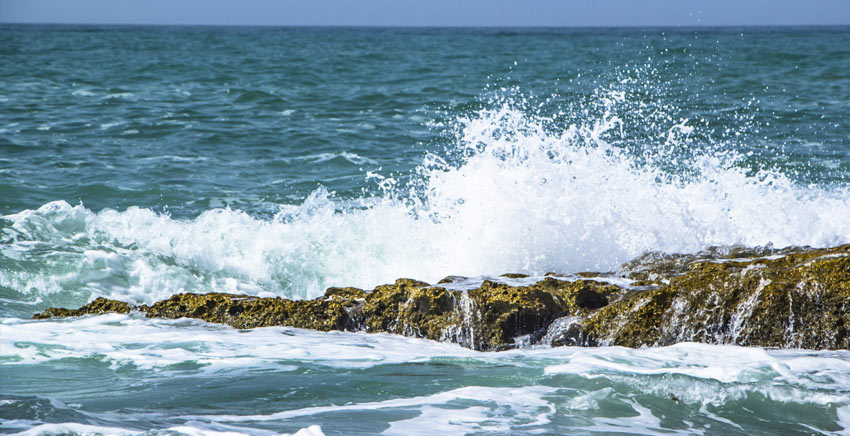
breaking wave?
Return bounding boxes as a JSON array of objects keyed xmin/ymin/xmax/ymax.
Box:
[{"xmin": 2, "ymin": 90, "xmax": 849, "ymax": 308}]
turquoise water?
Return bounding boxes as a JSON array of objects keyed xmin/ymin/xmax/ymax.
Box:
[{"xmin": 2, "ymin": 25, "xmax": 850, "ymax": 435}]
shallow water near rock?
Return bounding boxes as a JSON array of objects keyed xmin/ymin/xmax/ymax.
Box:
[
  {"xmin": 3, "ymin": 315, "xmax": 850, "ymax": 435},
  {"xmin": 2, "ymin": 25, "xmax": 850, "ymax": 434}
]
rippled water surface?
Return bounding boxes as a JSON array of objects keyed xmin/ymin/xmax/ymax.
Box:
[{"xmin": 1, "ymin": 25, "xmax": 849, "ymax": 435}]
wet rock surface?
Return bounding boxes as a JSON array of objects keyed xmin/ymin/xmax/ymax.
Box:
[
  {"xmin": 34, "ymin": 297, "xmax": 132, "ymax": 319},
  {"xmin": 35, "ymin": 244, "xmax": 850, "ymax": 351}
]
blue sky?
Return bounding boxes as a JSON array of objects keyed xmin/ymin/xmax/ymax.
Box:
[{"xmin": 1, "ymin": 0, "xmax": 849, "ymax": 27}]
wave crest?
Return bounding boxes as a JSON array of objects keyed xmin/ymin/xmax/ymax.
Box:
[{"xmin": 2, "ymin": 92, "xmax": 849, "ymax": 307}]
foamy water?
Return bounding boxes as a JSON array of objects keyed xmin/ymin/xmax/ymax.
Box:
[
  {"xmin": 2, "ymin": 315, "xmax": 849, "ymax": 435},
  {"xmin": 3, "ymin": 100, "xmax": 849, "ymax": 308}
]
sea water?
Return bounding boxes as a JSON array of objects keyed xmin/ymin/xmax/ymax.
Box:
[{"xmin": 1, "ymin": 25, "xmax": 849, "ymax": 435}]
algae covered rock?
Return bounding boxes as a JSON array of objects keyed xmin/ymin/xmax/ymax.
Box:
[
  {"xmin": 464, "ymin": 279, "xmax": 567, "ymax": 349},
  {"xmin": 583, "ymin": 244, "xmax": 850, "ymax": 349},
  {"xmin": 357, "ymin": 277, "xmax": 590, "ymax": 350},
  {"xmin": 144, "ymin": 288, "xmax": 367, "ymax": 331},
  {"xmin": 363, "ymin": 281, "xmax": 460, "ymax": 340},
  {"xmin": 32, "ymin": 244, "xmax": 850, "ymax": 351},
  {"xmin": 32, "ymin": 276, "xmax": 605, "ymax": 351},
  {"xmin": 33, "ymin": 297, "xmax": 132, "ymax": 319}
]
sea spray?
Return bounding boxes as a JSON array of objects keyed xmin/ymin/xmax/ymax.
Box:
[{"xmin": 3, "ymin": 90, "xmax": 849, "ymax": 309}]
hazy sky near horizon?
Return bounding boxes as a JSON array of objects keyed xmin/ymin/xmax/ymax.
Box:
[{"xmin": 1, "ymin": 0, "xmax": 849, "ymax": 27}]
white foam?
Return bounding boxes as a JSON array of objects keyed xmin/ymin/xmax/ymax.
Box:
[
  {"xmin": 541, "ymin": 342, "xmax": 850, "ymax": 407},
  {"xmin": 4, "ymin": 315, "xmax": 850, "ymax": 434},
  {"xmin": 187, "ymin": 385, "xmax": 556, "ymax": 435},
  {"xmin": 100, "ymin": 121, "xmax": 124, "ymax": 130},
  {"xmin": 10, "ymin": 422, "xmax": 141, "ymax": 436},
  {"xmin": 578, "ymin": 399, "xmax": 697, "ymax": 436},
  {"xmin": 543, "ymin": 342, "xmax": 786, "ymax": 383},
  {"xmin": 838, "ymin": 405, "xmax": 850, "ymax": 434},
  {"xmin": 276, "ymin": 152, "xmax": 378, "ymax": 166},
  {"xmin": 288, "ymin": 426, "xmax": 325, "ymax": 436},
  {"xmin": 5, "ymin": 315, "xmax": 848, "ymax": 401},
  {"xmin": 6, "ymin": 421, "xmax": 304, "ymax": 436},
  {"xmin": 2, "ymin": 97, "xmax": 849, "ymax": 305},
  {"xmin": 565, "ymin": 387, "xmax": 613, "ymax": 410},
  {"xmin": 0, "ymin": 315, "xmax": 478, "ymax": 372},
  {"xmin": 71, "ymin": 89, "xmax": 96, "ymax": 97},
  {"xmin": 164, "ymin": 425, "xmax": 286, "ymax": 436},
  {"xmin": 102, "ymin": 92, "xmax": 135, "ymax": 100}
]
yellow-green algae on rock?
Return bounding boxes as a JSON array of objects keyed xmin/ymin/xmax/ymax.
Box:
[
  {"xmin": 584, "ymin": 244, "xmax": 850, "ymax": 349},
  {"xmin": 34, "ymin": 244, "xmax": 850, "ymax": 351}
]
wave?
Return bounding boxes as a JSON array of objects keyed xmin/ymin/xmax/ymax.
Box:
[
  {"xmin": 6, "ymin": 421, "xmax": 323, "ymax": 436},
  {"xmin": 1, "ymin": 92, "xmax": 849, "ymax": 307},
  {"xmin": 3, "ymin": 314, "xmax": 849, "ymax": 434}
]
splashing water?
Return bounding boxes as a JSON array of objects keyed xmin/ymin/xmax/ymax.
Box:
[{"xmin": 2, "ymin": 86, "xmax": 848, "ymax": 311}]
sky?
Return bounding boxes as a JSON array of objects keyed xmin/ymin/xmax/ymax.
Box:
[{"xmin": 1, "ymin": 0, "xmax": 849, "ymax": 27}]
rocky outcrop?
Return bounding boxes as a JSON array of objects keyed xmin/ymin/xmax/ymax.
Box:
[
  {"xmin": 34, "ymin": 244, "xmax": 850, "ymax": 351},
  {"xmin": 35, "ymin": 297, "xmax": 132, "ymax": 318},
  {"xmin": 585, "ymin": 244, "xmax": 850, "ymax": 349}
]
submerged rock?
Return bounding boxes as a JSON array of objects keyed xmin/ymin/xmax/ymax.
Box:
[{"xmin": 34, "ymin": 244, "xmax": 850, "ymax": 351}]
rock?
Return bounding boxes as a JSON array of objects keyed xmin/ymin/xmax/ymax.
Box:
[
  {"xmin": 33, "ymin": 297, "xmax": 132, "ymax": 319},
  {"xmin": 540, "ymin": 316, "xmax": 586, "ymax": 346},
  {"xmin": 143, "ymin": 289, "xmax": 367, "ymax": 332},
  {"xmin": 575, "ymin": 271, "xmax": 606, "ymax": 278},
  {"xmin": 358, "ymin": 278, "xmax": 583, "ymax": 350},
  {"xmin": 464, "ymin": 279, "xmax": 567, "ymax": 350},
  {"xmin": 574, "ymin": 287, "xmax": 609, "ymax": 309},
  {"xmin": 584, "ymin": 244, "xmax": 850, "ymax": 349},
  {"xmin": 33, "ymin": 244, "xmax": 850, "ymax": 351},
  {"xmin": 436, "ymin": 275, "xmax": 467, "ymax": 284}
]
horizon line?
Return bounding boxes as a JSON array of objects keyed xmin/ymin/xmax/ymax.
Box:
[{"xmin": 2, "ymin": 21, "xmax": 850, "ymax": 29}]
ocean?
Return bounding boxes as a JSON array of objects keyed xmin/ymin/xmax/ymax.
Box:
[{"xmin": 1, "ymin": 24, "xmax": 849, "ymax": 435}]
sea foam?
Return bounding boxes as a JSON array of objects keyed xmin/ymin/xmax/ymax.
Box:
[{"xmin": 1, "ymin": 95, "xmax": 849, "ymax": 306}]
